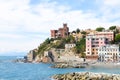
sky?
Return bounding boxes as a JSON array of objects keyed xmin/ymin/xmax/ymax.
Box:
[{"xmin": 0, "ymin": 0, "xmax": 120, "ymax": 56}]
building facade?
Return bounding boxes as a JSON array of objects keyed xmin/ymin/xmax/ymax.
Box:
[
  {"xmin": 95, "ymin": 31, "xmax": 114, "ymax": 41},
  {"xmin": 51, "ymin": 23, "xmax": 69, "ymax": 38},
  {"xmin": 98, "ymin": 45, "xmax": 120, "ymax": 62},
  {"xmin": 65, "ymin": 43, "xmax": 76, "ymax": 50},
  {"xmin": 86, "ymin": 35, "xmax": 109, "ymax": 60}
]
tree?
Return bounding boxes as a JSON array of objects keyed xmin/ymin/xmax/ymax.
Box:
[
  {"xmin": 115, "ymin": 34, "xmax": 120, "ymax": 43},
  {"xmin": 81, "ymin": 31, "xmax": 86, "ymax": 35},
  {"xmin": 109, "ymin": 26, "xmax": 116, "ymax": 30},
  {"xmin": 45, "ymin": 38, "xmax": 50, "ymax": 44},
  {"xmin": 72, "ymin": 31, "xmax": 76, "ymax": 33},
  {"xmin": 81, "ymin": 31, "xmax": 87, "ymax": 38},
  {"xmin": 76, "ymin": 28, "xmax": 80, "ymax": 34},
  {"xmin": 96, "ymin": 27, "xmax": 105, "ymax": 32},
  {"xmin": 65, "ymin": 35, "xmax": 75, "ymax": 43},
  {"xmin": 109, "ymin": 26, "xmax": 119, "ymax": 34},
  {"xmin": 74, "ymin": 38, "xmax": 86, "ymax": 56}
]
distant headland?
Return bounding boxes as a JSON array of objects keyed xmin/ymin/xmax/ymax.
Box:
[{"xmin": 15, "ymin": 23, "xmax": 120, "ymax": 68}]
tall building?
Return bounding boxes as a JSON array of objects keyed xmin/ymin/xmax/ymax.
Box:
[
  {"xmin": 86, "ymin": 35, "xmax": 109, "ymax": 60},
  {"xmin": 50, "ymin": 23, "xmax": 69, "ymax": 38},
  {"xmin": 98, "ymin": 45, "xmax": 120, "ymax": 62}
]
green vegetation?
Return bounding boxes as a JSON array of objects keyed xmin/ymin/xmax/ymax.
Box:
[
  {"xmin": 37, "ymin": 38, "xmax": 51, "ymax": 56},
  {"xmin": 76, "ymin": 28, "xmax": 80, "ymax": 33},
  {"xmin": 73, "ymin": 38, "xmax": 86, "ymax": 58},
  {"xmin": 115, "ymin": 34, "xmax": 120, "ymax": 43},
  {"xmin": 96, "ymin": 27, "xmax": 105, "ymax": 32},
  {"xmin": 109, "ymin": 26, "xmax": 116, "ymax": 30},
  {"xmin": 36, "ymin": 33, "xmax": 86, "ymax": 58},
  {"xmin": 81, "ymin": 31, "xmax": 86, "ymax": 35},
  {"xmin": 72, "ymin": 30, "xmax": 76, "ymax": 33},
  {"xmin": 65, "ymin": 35, "xmax": 75, "ymax": 43},
  {"xmin": 37, "ymin": 36, "xmax": 75, "ymax": 56},
  {"xmin": 34, "ymin": 26, "xmax": 120, "ymax": 58}
]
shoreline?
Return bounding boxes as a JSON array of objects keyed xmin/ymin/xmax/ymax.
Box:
[
  {"xmin": 89, "ymin": 62, "xmax": 120, "ymax": 68},
  {"xmin": 51, "ymin": 60, "xmax": 120, "ymax": 68},
  {"xmin": 13, "ymin": 57, "xmax": 120, "ymax": 68}
]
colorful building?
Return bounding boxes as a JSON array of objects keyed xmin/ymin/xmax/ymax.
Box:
[
  {"xmin": 95, "ymin": 31, "xmax": 114, "ymax": 41},
  {"xmin": 86, "ymin": 35, "xmax": 109, "ymax": 60},
  {"xmin": 50, "ymin": 23, "xmax": 69, "ymax": 38},
  {"xmin": 98, "ymin": 45, "xmax": 120, "ymax": 62}
]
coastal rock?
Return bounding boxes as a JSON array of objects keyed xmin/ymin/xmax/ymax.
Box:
[
  {"xmin": 51, "ymin": 62, "xmax": 87, "ymax": 68},
  {"xmin": 12, "ymin": 58, "xmax": 27, "ymax": 63},
  {"xmin": 52, "ymin": 72, "xmax": 120, "ymax": 80},
  {"xmin": 42, "ymin": 56, "xmax": 50, "ymax": 63}
]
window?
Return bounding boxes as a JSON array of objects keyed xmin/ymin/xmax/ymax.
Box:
[
  {"xmin": 111, "ymin": 49, "xmax": 112, "ymax": 51},
  {"xmin": 96, "ymin": 38, "xmax": 99, "ymax": 40},
  {"xmin": 102, "ymin": 49, "xmax": 104, "ymax": 51},
  {"xmin": 96, "ymin": 49, "xmax": 98, "ymax": 51},
  {"xmin": 113, "ymin": 49, "xmax": 115, "ymax": 51},
  {"xmin": 87, "ymin": 52, "xmax": 90, "ymax": 54}
]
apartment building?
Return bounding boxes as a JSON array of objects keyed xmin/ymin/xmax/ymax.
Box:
[
  {"xmin": 86, "ymin": 35, "xmax": 109, "ymax": 60},
  {"xmin": 95, "ymin": 31, "xmax": 114, "ymax": 41},
  {"xmin": 98, "ymin": 45, "xmax": 120, "ymax": 62},
  {"xmin": 50, "ymin": 23, "xmax": 69, "ymax": 38}
]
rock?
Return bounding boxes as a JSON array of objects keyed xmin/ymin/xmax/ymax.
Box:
[
  {"xmin": 51, "ymin": 62, "xmax": 87, "ymax": 68},
  {"xmin": 12, "ymin": 58, "xmax": 27, "ymax": 63},
  {"xmin": 52, "ymin": 72, "xmax": 120, "ymax": 80}
]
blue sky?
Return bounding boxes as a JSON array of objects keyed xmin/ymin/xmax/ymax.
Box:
[{"xmin": 0, "ymin": 0, "xmax": 120, "ymax": 56}]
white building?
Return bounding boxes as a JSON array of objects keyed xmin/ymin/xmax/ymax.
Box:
[
  {"xmin": 98, "ymin": 45, "xmax": 120, "ymax": 62},
  {"xmin": 65, "ymin": 43, "xmax": 76, "ymax": 50}
]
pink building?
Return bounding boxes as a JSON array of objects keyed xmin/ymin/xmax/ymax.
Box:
[
  {"xmin": 95, "ymin": 32, "xmax": 114, "ymax": 41},
  {"xmin": 86, "ymin": 35, "xmax": 109, "ymax": 60}
]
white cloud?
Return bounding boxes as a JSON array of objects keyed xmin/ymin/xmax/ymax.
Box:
[
  {"xmin": 0, "ymin": 0, "xmax": 120, "ymax": 55},
  {"xmin": 103, "ymin": 0, "xmax": 120, "ymax": 6}
]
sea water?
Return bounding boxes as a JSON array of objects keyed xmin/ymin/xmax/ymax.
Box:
[{"xmin": 0, "ymin": 56, "xmax": 120, "ymax": 80}]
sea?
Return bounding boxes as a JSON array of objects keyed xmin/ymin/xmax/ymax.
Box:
[{"xmin": 0, "ymin": 56, "xmax": 120, "ymax": 80}]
